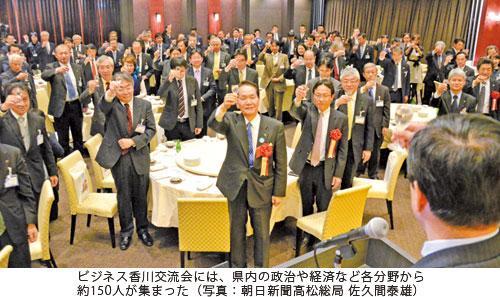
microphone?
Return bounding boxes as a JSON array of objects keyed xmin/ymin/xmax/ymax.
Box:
[{"xmin": 314, "ymin": 217, "xmax": 389, "ymax": 249}]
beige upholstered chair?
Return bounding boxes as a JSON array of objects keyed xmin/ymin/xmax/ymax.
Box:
[
  {"xmin": 353, "ymin": 150, "xmax": 408, "ymax": 229},
  {"xmin": 57, "ymin": 151, "xmax": 118, "ymax": 248},
  {"xmin": 29, "ymin": 180, "xmax": 57, "ymax": 267},
  {"xmin": 84, "ymin": 134, "xmax": 116, "ymax": 193},
  {"xmin": 295, "ymin": 185, "xmax": 371, "ymax": 257},
  {"xmin": 0, "ymin": 245, "xmax": 13, "ymax": 268}
]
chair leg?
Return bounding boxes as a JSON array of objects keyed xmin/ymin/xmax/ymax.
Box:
[
  {"xmin": 42, "ymin": 260, "xmax": 52, "ymax": 268},
  {"xmin": 180, "ymin": 251, "xmax": 185, "ymax": 268},
  {"xmin": 70, "ymin": 215, "xmax": 77, "ymax": 245},
  {"xmin": 386, "ymin": 200, "xmax": 394, "ymax": 229},
  {"xmin": 107, "ymin": 217, "xmax": 116, "ymax": 248},
  {"xmin": 49, "ymin": 249, "xmax": 58, "ymax": 268},
  {"xmin": 295, "ymin": 228, "xmax": 303, "ymax": 258},
  {"xmin": 187, "ymin": 251, "xmax": 192, "ymax": 260},
  {"xmin": 86, "ymin": 214, "xmax": 92, "ymax": 227}
]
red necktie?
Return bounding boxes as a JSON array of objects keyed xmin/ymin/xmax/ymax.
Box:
[
  {"xmin": 125, "ymin": 103, "xmax": 132, "ymax": 134},
  {"xmin": 333, "ymin": 60, "xmax": 340, "ymax": 81},
  {"xmin": 91, "ymin": 60, "xmax": 97, "ymax": 79}
]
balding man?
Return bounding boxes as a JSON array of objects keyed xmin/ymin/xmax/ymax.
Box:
[
  {"xmin": 284, "ymin": 50, "xmax": 319, "ymax": 87},
  {"xmin": 36, "ymin": 31, "xmax": 55, "ymax": 70},
  {"xmin": 0, "ymin": 54, "xmax": 37, "ymax": 108},
  {"xmin": 41, "ymin": 44, "xmax": 87, "ymax": 156},
  {"xmin": 71, "ymin": 34, "xmax": 86, "ymax": 64},
  {"xmin": 205, "ymin": 37, "xmax": 231, "ymax": 104}
]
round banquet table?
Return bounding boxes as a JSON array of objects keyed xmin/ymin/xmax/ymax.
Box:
[{"xmin": 149, "ymin": 138, "xmax": 302, "ymax": 232}]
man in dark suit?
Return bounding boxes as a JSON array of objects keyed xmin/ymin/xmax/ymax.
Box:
[
  {"xmin": 259, "ymin": 41, "xmax": 289, "ymax": 121},
  {"xmin": 423, "ymin": 41, "xmax": 447, "ymax": 105},
  {"xmin": 282, "ymin": 31, "xmax": 298, "ymax": 61},
  {"xmin": 444, "ymin": 38, "xmax": 467, "ymax": 67},
  {"xmin": 240, "ymin": 34, "xmax": 259, "ymax": 69},
  {"xmin": 0, "ymin": 83, "xmax": 58, "ymax": 204},
  {"xmin": 36, "ymin": 31, "xmax": 55, "ymax": 71},
  {"xmin": 104, "ymin": 39, "xmax": 124, "ymax": 74},
  {"xmin": 41, "ymin": 44, "xmax": 87, "ymax": 156},
  {"xmin": 81, "ymin": 44, "xmax": 99, "ymax": 84},
  {"xmin": 469, "ymin": 58, "xmax": 499, "ymax": 121},
  {"xmin": 356, "ymin": 63, "xmax": 391, "ymax": 179},
  {"xmin": 406, "ymin": 114, "xmax": 499, "ymax": 267},
  {"xmin": 0, "ymin": 44, "xmax": 31, "ymax": 74},
  {"xmin": 149, "ymin": 33, "xmax": 169, "ymax": 94},
  {"xmin": 131, "ymin": 41, "xmax": 154, "ymax": 94},
  {"xmin": 378, "ymin": 47, "xmax": 410, "ymax": 103},
  {"xmin": 0, "ymin": 142, "xmax": 37, "ymax": 268},
  {"xmin": 347, "ymin": 28, "xmax": 360, "ymax": 52},
  {"xmin": 320, "ymin": 41, "xmax": 347, "ymax": 81},
  {"xmin": 220, "ymin": 50, "xmax": 259, "ymax": 95},
  {"xmin": 208, "ymin": 80, "xmax": 287, "ymax": 268},
  {"xmin": 225, "ymin": 28, "xmax": 243, "ymax": 56},
  {"xmin": 71, "ymin": 35, "xmax": 86, "ymax": 65},
  {"xmin": 297, "ymin": 24, "xmax": 308, "ymax": 44},
  {"xmin": 205, "ymin": 37, "xmax": 232, "ymax": 105},
  {"xmin": 188, "ymin": 50, "xmax": 217, "ymax": 136},
  {"xmin": 0, "ymin": 54, "xmax": 37, "ymax": 109},
  {"xmin": 80, "ymin": 55, "xmax": 114, "ymax": 136},
  {"xmin": 158, "ymin": 58, "xmax": 203, "ymax": 141},
  {"xmin": 334, "ymin": 67, "xmax": 374, "ymax": 189},
  {"xmin": 96, "ymin": 72, "xmax": 156, "ymax": 250},
  {"xmin": 444, "ymin": 52, "xmax": 475, "ymax": 93},
  {"xmin": 348, "ymin": 33, "xmax": 374, "ymax": 80},
  {"xmin": 305, "ymin": 59, "xmax": 342, "ymax": 98},
  {"xmin": 284, "ymin": 50, "xmax": 319, "ymax": 88},
  {"xmin": 289, "ymin": 80, "xmax": 348, "ymax": 235},
  {"xmin": 431, "ymin": 68, "xmax": 477, "ymax": 116}
]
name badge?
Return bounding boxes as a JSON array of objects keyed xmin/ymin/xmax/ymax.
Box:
[
  {"xmin": 190, "ymin": 96, "xmax": 198, "ymax": 107},
  {"xmin": 78, "ymin": 80, "xmax": 83, "ymax": 87},
  {"xmin": 4, "ymin": 167, "xmax": 19, "ymax": 188},
  {"xmin": 365, "ymin": 54, "xmax": 370, "ymax": 59},
  {"xmin": 376, "ymin": 98, "xmax": 384, "ymax": 107},
  {"xmin": 203, "ymin": 80, "xmax": 209, "ymax": 87},
  {"xmin": 145, "ymin": 65, "xmax": 149, "ymax": 70},
  {"xmin": 460, "ymin": 108, "xmax": 467, "ymax": 114},
  {"xmin": 280, "ymin": 65, "xmax": 285, "ymax": 69},
  {"xmin": 33, "ymin": 53, "xmax": 38, "ymax": 57},
  {"xmin": 135, "ymin": 120, "xmax": 146, "ymax": 134},
  {"xmin": 355, "ymin": 111, "xmax": 366, "ymax": 125},
  {"xmin": 220, "ymin": 63, "xmax": 226, "ymax": 68},
  {"xmin": 37, "ymin": 129, "xmax": 44, "ymax": 145}
]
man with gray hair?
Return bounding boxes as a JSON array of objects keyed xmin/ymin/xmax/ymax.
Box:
[
  {"xmin": 205, "ymin": 36, "xmax": 231, "ymax": 104},
  {"xmin": 36, "ymin": 31, "xmax": 55, "ymax": 70},
  {"xmin": 0, "ymin": 54, "xmax": 37, "ymax": 108},
  {"xmin": 406, "ymin": 114, "xmax": 499, "ymax": 267},
  {"xmin": 431, "ymin": 68, "xmax": 476, "ymax": 115},
  {"xmin": 423, "ymin": 41, "xmax": 448, "ymax": 104},
  {"xmin": 334, "ymin": 66, "xmax": 374, "ymax": 188}
]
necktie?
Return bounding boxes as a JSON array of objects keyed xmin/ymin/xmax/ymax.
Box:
[
  {"xmin": 64, "ymin": 70, "xmax": 78, "ymax": 101},
  {"xmin": 177, "ymin": 80, "xmax": 185, "ymax": 118},
  {"xmin": 393, "ymin": 63, "xmax": 400, "ymax": 90},
  {"xmin": 18, "ymin": 117, "xmax": 30, "ymax": 149},
  {"xmin": 213, "ymin": 52, "xmax": 220, "ymax": 80},
  {"xmin": 368, "ymin": 88, "xmax": 374, "ymax": 101},
  {"xmin": 0, "ymin": 211, "xmax": 5, "ymax": 236},
  {"xmin": 333, "ymin": 60, "xmax": 339, "ymax": 80},
  {"xmin": 105, "ymin": 81, "xmax": 110, "ymax": 91},
  {"xmin": 239, "ymin": 70, "xmax": 244, "ymax": 82},
  {"xmin": 451, "ymin": 95, "xmax": 459, "ymax": 112},
  {"xmin": 247, "ymin": 46, "xmax": 252, "ymax": 63},
  {"xmin": 307, "ymin": 68, "xmax": 312, "ymax": 83},
  {"xmin": 194, "ymin": 70, "xmax": 201, "ymax": 89},
  {"xmin": 477, "ymin": 84, "xmax": 487, "ymax": 113},
  {"xmin": 124, "ymin": 103, "xmax": 132, "ymax": 134},
  {"xmin": 347, "ymin": 96, "xmax": 354, "ymax": 140},
  {"xmin": 136, "ymin": 55, "xmax": 141, "ymax": 70},
  {"xmin": 91, "ymin": 60, "xmax": 97, "ymax": 80},
  {"xmin": 437, "ymin": 55, "xmax": 442, "ymax": 68},
  {"xmin": 247, "ymin": 122, "xmax": 254, "ymax": 168},
  {"xmin": 310, "ymin": 112, "xmax": 324, "ymax": 166}
]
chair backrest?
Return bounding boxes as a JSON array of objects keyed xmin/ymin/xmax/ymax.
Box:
[
  {"xmin": 290, "ymin": 122, "xmax": 302, "ymax": 149},
  {"xmin": 57, "ymin": 150, "xmax": 93, "ymax": 214},
  {"xmin": 84, "ymin": 134, "xmax": 105, "ymax": 189},
  {"xmin": 150, "ymin": 113, "xmax": 162, "ymax": 151},
  {"xmin": 37, "ymin": 180, "xmax": 55, "ymax": 260},
  {"xmin": 383, "ymin": 150, "xmax": 408, "ymax": 201},
  {"xmin": 177, "ymin": 198, "xmax": 230, "ymax": 253},
  {"xmin": 0, "ymin": 245, "xmax": 13, "ymax": 268},
  {"xmin": 322, "ymin": 185, "xmax": 371, "ymax": 240}
]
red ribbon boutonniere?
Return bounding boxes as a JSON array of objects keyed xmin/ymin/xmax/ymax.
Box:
[
  {"xmin": 491, "ymin": 91, "xmax": 500, "ymax": 111},
  {"xmin": 327, "ymin": 129, "xmax": 342, "ymax": 158},
  {"xmin": 256, "ymin": 143, "xmax": 273, "ymax": 176}
]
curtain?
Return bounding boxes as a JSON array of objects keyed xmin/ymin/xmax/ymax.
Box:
[
  {"xmin": 0, "ymin": 0, "xmax": 121, "ymax": 46},
  {"xmin": 324, "ymin": 0, "xmax": 473, "ymax": 52}
]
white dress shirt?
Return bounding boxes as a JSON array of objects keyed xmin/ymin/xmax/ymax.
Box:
[
  {"xmin": 395, "ymin": 61, "xmax": 402, "ymax": 89},
  {"xmin": 481, "ymin": 80, "xmax": 491, "ymax": 114},
  {"xmin": 421, "ymin": 229, "xmax": 498, "ymax": 257},
  {"xmin": 60, "ymin": 62, "xmax": 78, "ymax": 102}
]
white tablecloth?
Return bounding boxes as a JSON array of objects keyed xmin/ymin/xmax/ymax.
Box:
[{"xmin": 149, "ymin": 138, "xmax": 302, "ymax": 231}]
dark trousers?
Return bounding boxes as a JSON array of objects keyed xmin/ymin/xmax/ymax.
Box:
[
  {"xmin": 0, "ymin": 231, "xmax": 31, "ymax": 268},
  {"xmin": 229, "ymin": 182, "xmax": 271, "ymax": 268},
  {"xmin": 164, "ymin": 121, "xmax": 195, "ymax": 141},
  {"xmin": 53, "ymin": 100, "xmax": 84, "ymax": 156},
  {"xmin": 357, "ymin": 132, "xmax": 383, "ymax": 179},
  {"xmin": 298, "ymin": 162, "xmax": 333, "ymax": 217},
  {"xmin": 265, "ymin": 83, "xmax": 284, "ymax": 121},
  {"xmin": 390, "ymin": 88, "xmax": 403, "ymax": 103},
  {"xmin": 110, "ymin": 153, "xmax": 149, "ymax": 237},
  {"xmin": 341, "ymin": 140, "xmax": 358, "ymax": 189}
]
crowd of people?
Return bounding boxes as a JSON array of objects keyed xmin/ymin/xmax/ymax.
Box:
[{"xmin": 0, "ymin": 22, "xmax": 498, "ymax": 268}]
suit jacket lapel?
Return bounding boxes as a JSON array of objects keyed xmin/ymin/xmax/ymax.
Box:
[
  {"xmin": 27, "ymin": 112, "xmax": 38, "ymax": 152},
  {"xmin": 310, "ymin": 105, "xmax": 319, "ymax": 140},
  {"xmin": 5, "ymin": 112, "xmax": 26, "ymax": 152},
  {"xmin": 325, "ymin": 109, "xmax": 338, "ymax": 153},
  {"xmin": 255, "ymin": 116, "xmax": 270, "ymax": 169},
  {"xmin": 132, "ymin": 97, "xmax": 142, "ymax": 129},
  {"xmin": 235, "ymin": 114, "xmax": 249, "ymax": 159}
]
